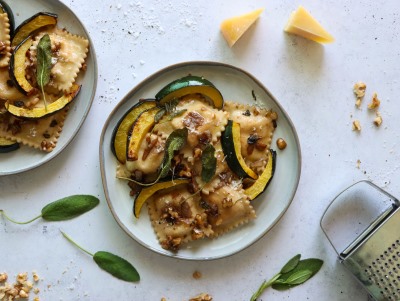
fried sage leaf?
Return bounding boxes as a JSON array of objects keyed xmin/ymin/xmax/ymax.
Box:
[
  {"xmin": 201, "ymin": 143, "xmax": 216, "ymax": 183},
  {"xmin": 36, "ymin": 34, "xmax": 52, "ymax": 108},
  {"xmin": 0, "ymin": 195, "xmax": 99, "ymax": 224},
  {"xmin": 159, "ymin": 127, "xmax": 188, "ymax": 178},
  {"xmin": 61, "ymin": 231, "xmax": 140, "ymax": 282}
]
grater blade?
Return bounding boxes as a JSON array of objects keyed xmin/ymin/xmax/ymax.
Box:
[{"xmin": 342, "ymin": 206, "xmax": 400, "ymax": 301}]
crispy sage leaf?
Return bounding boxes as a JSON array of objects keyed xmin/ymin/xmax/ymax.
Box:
[
  {"xmin": 280, "ymin": 254, "xmax": 301, "ymax": 274},
  {"xmin": 93, "ymin": 251, "xmax": 140, "ymax": 282},
  {"xmin": 159, "ymin": 128, "xmax": 188, "ymax": 178},
  {"xmin": 201, "ymin": 144, "xmax": 216, "ymax": 183},
  {"xmin": 41, "ymin": 195, "xmax": 100, "ymax": 221},
  {"xmin": 167, "ymin": 109, "xmax": 187, "ymax": 121},
  {"xmin": 36, "ymin": 34, "xmax": 52, "ymax": 108},
  {"xmin": 154, "ymin": 108, "xmax": 166, "ymax": 123}
]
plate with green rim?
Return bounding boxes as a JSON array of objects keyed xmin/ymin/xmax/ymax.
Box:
[
  {"xmin": 99, "ymin": 61, "xmax": 301, "ymax": 260},
  {"xmin": 0, "ymin": 0, "xmax": 97, "ymax": 176}
]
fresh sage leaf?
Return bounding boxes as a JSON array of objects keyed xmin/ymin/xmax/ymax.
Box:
[
  {"xmin": 41, "ymin": 195, "xmax": 100, "ymax": 221},
  {"xmin": 201, "ymin": 144, "xmax": 216, "ymax": 183},
  {"xmin": 280, "ymin": 254, "xmax": 301, "ymax": 274},
  {"xmin": 0, "ymin": 195, "xmax": 99, "ymax": 224},
  {"xmin": 93, "ymin": 251, "xmax": 140, "ymax": 282},
  {"xmin": 159, "ymin": 127, "xmax": 188, "ymax": 178},
  {"xmin": 250, "ymin": 255, "xmax": 323, "ymax": 300},
  {"xmin": 36, "ymin": 34, "xmax": 52, "ymax": 109},
  {"xmin": 61, "ymin": 231, "xmax": 140, "ymax": 283}
]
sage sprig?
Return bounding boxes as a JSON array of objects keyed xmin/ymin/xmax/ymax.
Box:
[
  {"xmin": 0, "ymin": 195, "xmax": 99, "ymax": 224},
  {"xmin": 201, "ymin": 143, "xmax": 216, "ymax": 183},
  {"xmin": 250, "ymin": 254, "xmax": 323, "ymax": 301},
  {"xmin": 61, "ymin": 231, "xmax": 140, "ymax": 282},
  {"xmin": 36, "ymin": 34, "xmax": 52, "ymax": 110}
]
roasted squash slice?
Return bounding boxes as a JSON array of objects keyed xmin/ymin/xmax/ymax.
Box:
[
  {"xmin": 11, "ymin": 12, "xmax": 58, "ymax": 47},
  {"xmin": 221, "ymin": 120, "xmax": 258, "ymax": 179},
  {"xmin": 244, "ymin": 149, "xmax": 276, "ymax": 200},
  {"xmin": 127, "ymin": 107, "xmax": 160, "ymax": 161},
  {"xmin": 9, "ymin": 37, "xmax": 35, "ymax": 95},
  {"xmin": 112, "ymin": 100, "xmax": 157, "ymax": 163},
  {"xmin": 0, "ymin": 137, "xmax": 19, "ymax": 153},
  {"xmin": 0, "ymin": 0, "xmax": 14, "ymax": 37},
  {"xmin": 134, "ymin": 178, "xmax": 190, "ymax": 218},
  {"xmin": 5, "ymin": 84, "xmax": 81, "ymax": 119},
  {"xmin": 155, "ymin": 75, "xmax": 224, "ymax": 109}
]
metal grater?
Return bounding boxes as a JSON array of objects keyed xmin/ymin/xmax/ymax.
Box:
[{"xmin": 321, "ymin": 181, "xmax": 400, "ymax": 301}]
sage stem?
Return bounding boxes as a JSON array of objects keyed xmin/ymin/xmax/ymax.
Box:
[
  {"xmin": 250, "ymin": 272, "xmax": 281, "ymax": 301},
  {"xmin": 0, "ymin": 210, "xmax": 42, "ymax": 225},
  {"xmin": 60, "ymin": 230, "xmax": 94, "ymax": 257}
]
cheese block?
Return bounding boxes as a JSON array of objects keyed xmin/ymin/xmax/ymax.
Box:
[
  {"xmin": 220, "ymin": 8, "xmax": 264, "ymax": 47},
  {"xmin": 284, "ymin": 6, "xmax": 334, "ymax": 43}
]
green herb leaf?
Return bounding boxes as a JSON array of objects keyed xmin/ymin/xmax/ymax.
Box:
[
  {"xmin": 167, "ymin": 109, "xmax": 187, "ymax": 121},
  {"xmin": 159, "ymin": 128, "xmax": 188, "ymax": 178},
  {"xmin": 280, "ymin": 254, "xmax": 301, "ymax": 274},
  {"xmin": 41, "ymin": 195, "xmax": 100, "ymax": 221},
  {"xmin": 250, "ymin": 255, "xmax": 323, "ymax": 300},
  {"xmin": 201, "ymin": 144, "xmax": 216, "ymax": 183},
  {"xmin": 36, "ymin": 34, "xmax": 52, "ymax": 109},
  {"xmin": 272, "ymin": 258, "xmax": 323, "ymax": 291},
  {"xmin": 93, "ymin": 251, "xmax": 140, "ymax": 282},
  {"xmin": 154, "ymin": 108, "xmax": 166, "ymax": 123}
]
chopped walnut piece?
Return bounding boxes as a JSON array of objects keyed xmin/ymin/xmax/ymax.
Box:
[
  {"xmin": 373, "ymin": 112, "xmax": 383, "ymax": 127},
  {"xmin": 192, "ymin": 271, "xmax": 202, "ymax": 279},
  {"xmin": 352, "ymin": 120, "xmax": 361, "ymax": 131},
  {"xmin": 353, "ymin": 81, "xmax": 367, "ymax": 107},
  {"xmin": 189, "ymin": 293, "xmax": 213, "ymax": 301},
  {"xmin": 0, "ymin": 273, "xmax": 7, "ymax": 282},
  {"xmin": 368, "ymin": 92, "xmax": 381, "ymax": 109}
]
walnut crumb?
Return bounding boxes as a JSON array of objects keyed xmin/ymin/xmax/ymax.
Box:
[
  {"xmin": 352, "ymin": 120, "xmax": 361, "ymax": 131},
  {"xmin": 368, "ymin": 92, "xmax": 380, "ymax": 109},
  {"xmin": 189, "ymin": 293, "xmax": 213, "ymax": 301},
  {"xmin": 193, "ymin": 271, "xmax": 202, "ymax": 279},
  {"xmin": 353, "ymin": 81, "xmax": 367, "ymax": 107},
  {"xmin": 374, "ymin": 112, "xmax": 383, "ymax": 127},
  {"xmin": 0, "ymin": 273, "xmax": 7, "ymax": 282}
]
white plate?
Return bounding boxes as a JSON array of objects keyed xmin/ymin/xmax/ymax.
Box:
[
  {"xmin": 100, "ymin": 62, "xmax": 301, "ymax": 260},
  {"xmin": 0, "ymin": 0, "xmax": 97, "ymax": 176}
]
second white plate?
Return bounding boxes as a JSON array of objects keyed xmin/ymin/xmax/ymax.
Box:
[{"xmin": 100, "ymin": 61, "xmax": 301, "ymax": 260}]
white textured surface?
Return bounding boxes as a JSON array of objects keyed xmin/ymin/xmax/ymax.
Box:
[{"xmin": 1, "ymin": 0, "xmax": 400, "ymax": 300}]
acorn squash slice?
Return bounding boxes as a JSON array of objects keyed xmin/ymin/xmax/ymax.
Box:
[
  {"xmin": 155, "ymin": 75, "xmax": 224, "ymax": 109},
  {"xmin": 5, "ymin": 84, "xmax": 81, "ymax": 119},
  {"xmin": 244, "ymin": 149, "xmax": 276, "ymax": 200},
  {"xmin": 0, "ymin": 137, "xmax": 19, "ymax": 153},
  {"xmin": 0, "ymin": 0, "xmax": 14, "ymax": 37},
  {"xmin": 9, "ymin": 37, "xmax": 35, "ymax": 95},
  {"xmin": 126, "ymin": 107, "xmax": 160, "ymax": 161},
  {"xmin": 11, "ymin": 12, "xmax": 58, "ymax": 47},
  {"xmin": 111, "ymin": 100, "xmax": 157, "ymax": 163},
  {"xmin": 221, "ymin": 120, "xmax": 258, "ymax": 180},
  {"xmin": 133, "ymin": 178, "xmax": 190, "ymax": 218}
]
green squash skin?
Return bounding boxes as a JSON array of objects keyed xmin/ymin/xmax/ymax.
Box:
[
  {"xmin": 0, "ymin": 0, "xmax": 15, "ymax": 36},
  {"xmin": 0, "ymin": 139, "xmax": 19, "ymax": 153}
]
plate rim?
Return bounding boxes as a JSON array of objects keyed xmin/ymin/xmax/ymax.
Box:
[
  {"xmin": 99, "ymin": 60, "xmax": 302, "ymax": 260},
  {"xmin": 0, "ymin": 0, "xmax": 98, "ymax": 176}
]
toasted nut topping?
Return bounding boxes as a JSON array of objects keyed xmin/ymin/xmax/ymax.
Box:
[{"xmin": 276, "ymin": 138, "xmax": 287, "ymax": 150}]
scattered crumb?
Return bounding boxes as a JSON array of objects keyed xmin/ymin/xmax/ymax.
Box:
[
  {"xmin": 353, "ymin": 81, "xmax": 366, "ymax": 107},
  {"xmin": 352, "ymin": 120, "xmax": 361, "ymax": 131},
  {"xmin": 189, "ymin": 293, "xmax": 213, "ymax": 301},
  {"xmin": 32, "ymin": 272, "xmax": 40, "ymax": 282},
  {"xmin": 161, "ymin": 298, "xmax": 167, "ymax": 301},
  {"xmin": 192, "ymin": 271, "xmax": 202, "ymax": 279},
  {"xmin": 356, "ymin": 159, "xmax": 361, "ymax": 169},
  {"xmin": 374, "ymin": 112, "xmax": 383, "ymax": 127},
  {"xmin": 368, "ymin": 92, "xmax": 380, "ymax": 109},
  {"xmin": 0, "ymin": 273, "xmax": 7, "ymax": 283}
]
